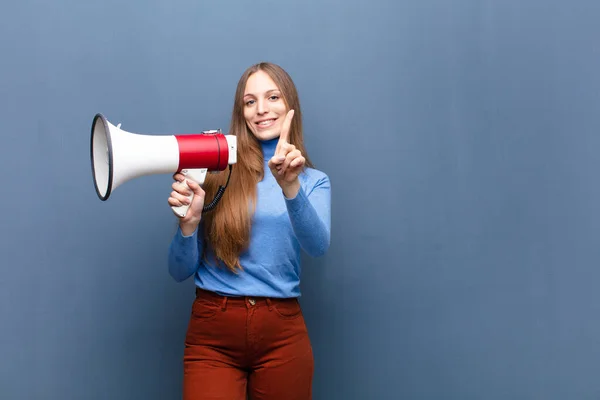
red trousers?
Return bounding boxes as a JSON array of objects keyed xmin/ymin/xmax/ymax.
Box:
[{"xmin": 182, "ymin": 288, "xmax": 314, "ymax": 400}]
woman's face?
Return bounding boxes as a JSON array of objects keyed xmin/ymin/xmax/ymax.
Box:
[{"xmin": 243, "ymin": 70, "xmax": 288, "ymax": 141}]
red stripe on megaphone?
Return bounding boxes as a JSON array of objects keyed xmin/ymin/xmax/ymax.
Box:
[{"xmin": 175, "ymin": 134, "xmax": 229, "ymax": 171}]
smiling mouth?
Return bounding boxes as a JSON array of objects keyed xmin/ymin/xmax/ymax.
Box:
[{"xmin": 256, "ymin": 118, "xmax": 277, "ymax": 127}]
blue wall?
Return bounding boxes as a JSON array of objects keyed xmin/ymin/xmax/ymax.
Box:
[{"xmin": 1, "ymin": 0, "xmax": 599, "ymax": 399}]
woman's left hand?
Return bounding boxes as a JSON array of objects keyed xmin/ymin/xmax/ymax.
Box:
[{"xmin": 268, "ymin": 109, "xmax": 305, "ymax": 198}]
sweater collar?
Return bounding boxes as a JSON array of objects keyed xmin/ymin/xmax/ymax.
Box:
[{"xmin": 260, "ymin": 138, "xmax": 279, "ymax": 161}]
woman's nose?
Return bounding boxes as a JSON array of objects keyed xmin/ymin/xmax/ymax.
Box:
[{"xmin": 257, "ymin": 99, "xmax": 269, "ymax": 114}]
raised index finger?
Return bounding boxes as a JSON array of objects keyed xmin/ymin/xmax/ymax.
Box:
[{"xmin": 276, "ymin": 109, "xmax": 295, "ymax": 154}]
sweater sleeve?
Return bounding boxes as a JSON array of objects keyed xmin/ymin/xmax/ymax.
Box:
[
  {"xmin": 284, "ymin": 174, "xmax": 331, "ymax": 257},
  {"xmin": 167, "ymin": 225, "xmax": 203, "ymax": 282}
]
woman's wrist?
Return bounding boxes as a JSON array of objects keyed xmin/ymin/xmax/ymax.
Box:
[
  {"xmin": 280, "ymin": 179, "xmax": 301, "ymax": 199},
  {"xmin": 180, "ymin": 220, "xmax": 200, "ymax": 236}
]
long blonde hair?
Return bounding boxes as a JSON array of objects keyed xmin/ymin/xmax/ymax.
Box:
[{"xmin": 201, "ymin": 62, "xmax": 313, "ymax": 272}]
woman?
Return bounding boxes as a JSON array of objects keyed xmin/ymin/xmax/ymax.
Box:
[{"xmin": 167, "ymin": 62, "xmax": 331, "ymax": 400}]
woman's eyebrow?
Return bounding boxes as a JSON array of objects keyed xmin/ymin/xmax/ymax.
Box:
[{"xmin": 244, "ymin": 89, "xmax": 280, "ymax": 98}]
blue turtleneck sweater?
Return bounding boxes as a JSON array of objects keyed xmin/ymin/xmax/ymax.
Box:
[{"xmin": 167, "ymin": 138, "xmax": 331, "ymax": 298}]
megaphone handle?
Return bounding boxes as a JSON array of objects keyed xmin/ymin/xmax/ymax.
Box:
[{"xmin": 171, "ymin": 168, "xmax": 208, "ymax": 218}]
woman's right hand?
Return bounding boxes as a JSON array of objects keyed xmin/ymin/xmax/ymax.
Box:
[{"xmin": 168, "ymin": 173, "xmax": 206, "ymax": 235}]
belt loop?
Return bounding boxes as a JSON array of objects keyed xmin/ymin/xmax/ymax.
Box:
[
  {"xmin": 221, "ymin": 296, "xmax": 228, "ymax": 311},
  {"xmin": 266, "ymin": 298, "xmax": 273, "ymax": 311}
]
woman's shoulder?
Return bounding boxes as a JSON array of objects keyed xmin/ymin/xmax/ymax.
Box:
[{"xmin": 300, "ymin": 167, "xmax": 330, "ymax": 189}]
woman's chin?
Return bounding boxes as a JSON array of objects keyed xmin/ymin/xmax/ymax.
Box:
[{"xmin": 253, "ymin": 129, "xmax": 280, "ymax": 141}]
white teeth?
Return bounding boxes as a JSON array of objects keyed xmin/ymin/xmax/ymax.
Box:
[{"xmin": 258, "ymin": 119, "xmax": 274, "ymax": 126}]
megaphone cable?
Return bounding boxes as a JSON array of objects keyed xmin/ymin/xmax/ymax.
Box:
[{"xmin": 203, "ymin": 165, "xmax": 233, "ymax": 212}]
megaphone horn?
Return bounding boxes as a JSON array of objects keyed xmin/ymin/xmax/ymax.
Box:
[{"xmin": 90, "ymin": 113, "xmax": 237, "ymax": 217}]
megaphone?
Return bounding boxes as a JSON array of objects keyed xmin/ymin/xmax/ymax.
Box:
[{"xmin": 90, "ymin": 113, "xmax": 237, "ymax": 217}]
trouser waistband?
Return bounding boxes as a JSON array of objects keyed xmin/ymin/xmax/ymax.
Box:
[{"xmin": 195, "ymin": 287, "xmax": 297, "ymax": 310}]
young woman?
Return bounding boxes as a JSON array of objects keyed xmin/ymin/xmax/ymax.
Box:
[{"xmin": 167, "ymin": 62, "xmax": 331, "ymax": 400}]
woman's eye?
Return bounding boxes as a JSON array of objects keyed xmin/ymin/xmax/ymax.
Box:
[
  {"xmin": 269, "ymin": 95, "xmax": 279, "ymax": 101},
  {"xmin": 245, "ymin": 100, "xmax": 255, "ymax": 106}
]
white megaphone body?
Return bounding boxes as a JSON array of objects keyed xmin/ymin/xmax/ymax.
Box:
[{"xmin": 90, "ymin": 113, "xmax": 237, "ymax": 217}]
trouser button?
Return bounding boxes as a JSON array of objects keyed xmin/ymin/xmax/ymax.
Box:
[{"xmin": 248, "ymin": 298, "xmax": 256, "ymax": 306}]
